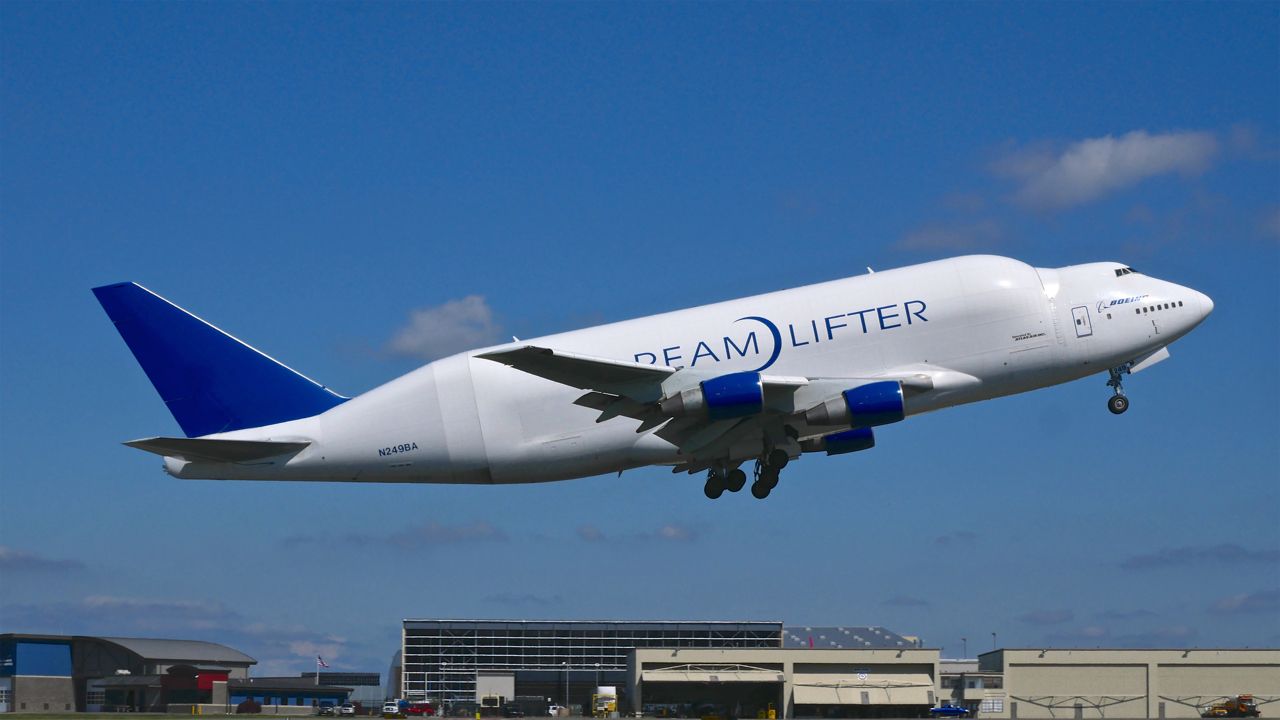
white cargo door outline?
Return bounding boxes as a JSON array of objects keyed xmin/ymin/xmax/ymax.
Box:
[{"xmin": 1071, "ymin": 306, "xmax": 1093, "ymax": 337}]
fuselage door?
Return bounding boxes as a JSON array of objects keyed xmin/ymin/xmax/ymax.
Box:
[{"xmin": 1071, "ymin": 305, "xmax": 1093, "ymax": 338}]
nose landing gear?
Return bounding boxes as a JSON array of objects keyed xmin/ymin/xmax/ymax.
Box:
[{"xmin": 1107, "ymin": 364, "xmax": 1132, "ymax": 415}]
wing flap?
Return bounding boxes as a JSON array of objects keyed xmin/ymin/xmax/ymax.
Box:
[{"xmin": 124, "ymin": 436, "xmax": 311, "ymax": 462}]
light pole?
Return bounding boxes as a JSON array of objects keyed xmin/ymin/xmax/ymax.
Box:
[
  {"xmin": 594, "ymin": 663, "xmax": 600, "ymax": 689},
  {"xmin": 961, "ymin": 638, "xmax": 967, "ymax": 658},
  {"xmin": 991, "ymin": 632, "xmax": 997, "ymax": 651},
  {"xmin": 441, "ymin": 661, "xmax": 448, "ymax": 712},
  {"xmin": 562, "ymin": 662, "xmax": 568, "ymax": 709}
]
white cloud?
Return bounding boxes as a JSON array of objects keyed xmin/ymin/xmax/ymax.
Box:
[
  {"xmin": 655, "ymin": 523, "xmax": 697, "ymax": 542},
  {"xmin": 577, "ymin": 525, "xmax": 606, "ymax": 542},
  {"xmin": 997, "ymin": 130, "xmax": 1219, "ymax": 210},
  {"xmin": 386, "ymin": 521, "xmax": 509, "ymax": 549},
  {"xmin": 897, "ymin": 219, "xmax": 1004, "ymax": 251},
  {"xmin": 0, "ymin": 546, "xmax": 84, "ymax": 572},
  {"xmin": 1210, "ymin": 589, "xmax": 1280, "ymax": 615},
  {"xmin": 387, "ymin": 295, "xmax": 502, "ymax": 360}
]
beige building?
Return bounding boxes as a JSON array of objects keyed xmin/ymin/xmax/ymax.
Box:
[
  {"xmin": 625, "ymin": 647, "xmax": 1280, "ymax": 719},
  {"xmin": 628, "ymin": 647, "xmax": 941, "ymax": 719},
  {"xmin": 977, "ymin": 649, "xmax": 1280, "ymax": 719}
]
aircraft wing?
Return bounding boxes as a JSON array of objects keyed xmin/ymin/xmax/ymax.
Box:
[
  {"xmin": 477, "ymin": 345, "xmax": 908, "ymax": 467},
  {"xmin": 476, "ymin": 345, "xmax": 675, "ymax": 403}
]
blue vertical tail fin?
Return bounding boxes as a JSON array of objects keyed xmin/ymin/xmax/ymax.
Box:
[{"xmin": 93, "ymin": 282, "xmax": 347, "ymax": 438}]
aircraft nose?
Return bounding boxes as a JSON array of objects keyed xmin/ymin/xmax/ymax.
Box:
[{"xmin": 1195, "ymin": 290, "xmax": 1214, "ymax": 320}]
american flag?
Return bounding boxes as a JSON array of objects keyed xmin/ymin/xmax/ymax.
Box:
[{"xmin": 317, "ymin": 656, "xmax": 330, "ymax": 668}]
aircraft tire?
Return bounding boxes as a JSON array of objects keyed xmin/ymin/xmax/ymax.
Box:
[
  {"xmin": 767, "ymin": 448, "xmax": 790, "ymax": 469},
  {"xmin": 725, "ymin": 469, "xmax": 747, "ymax": 492},
  {"xmin": 1108, "ymin": 395, "xmax": 1129, "ymax": 415},
  {"xmin": 750, "ymin": 480, "xmax": 772, "ymax": 499},
  {"xmin": 704, "ymin": 479, "xmax": 724, "ymax": 500}
]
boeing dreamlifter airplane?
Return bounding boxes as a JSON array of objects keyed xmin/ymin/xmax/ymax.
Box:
[{"xmin": 94, "ymin": 255, "xmax": 1212, "ymax": 500}]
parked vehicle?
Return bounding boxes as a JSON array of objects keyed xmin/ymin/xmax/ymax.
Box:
[
  {"xmin": 929, "ymin": 705, "xmax": 970, "ymax": 718},
  {"xmin": 1203, "ymin": 696, "xmax": 1260, "ymax": 718},
  {"xmin": 502, "ymin": 704, "xmax": 526, "ymax": 718},
  {"xmin": 319, "ymin": 702, "xmax": 337, "ymax": 717},
  {"xmin": 404, "ymin": 701, "xmax": 437, "ymax": 716},
  {"xmin": 384, "ymin": 702, "xmax": 405, "ymax": 718},
  {"xmin": 339, "ymin": 703, "xmax": 358, "ymax": 716}
]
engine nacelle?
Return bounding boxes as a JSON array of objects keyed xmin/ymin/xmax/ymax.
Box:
[
  {"xmin": 660, "ymin": 371, "xmax": 763, "ymax": 421},
  {"xmin": 803, "ymin": 380, "xmax": 905, "ymax": 428},
  {"xmin": 800, "ymin": 427, "xmax": 875, "ymax": 456}
]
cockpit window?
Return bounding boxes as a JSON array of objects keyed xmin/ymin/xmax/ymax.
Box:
[{"xmin": 1114, "ymin": 267, "xmax": 1138, "ymax": 277}]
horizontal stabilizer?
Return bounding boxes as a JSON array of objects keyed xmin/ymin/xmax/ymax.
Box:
[{"xmin": 124, "ymin": 436, "xmax": 311, "ymax": 463}]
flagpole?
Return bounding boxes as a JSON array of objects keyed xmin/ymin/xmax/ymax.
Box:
[{"xmin": 316, "ymin": 657, "xmax": 320, "ymax": 686}]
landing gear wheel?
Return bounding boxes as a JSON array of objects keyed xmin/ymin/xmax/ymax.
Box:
[
  {"xmin": 751, "ymin": 467, "xmax": 779, "ymax": 499},
  {"xmin": 1106, "ymin": 364, "xmax": 1133, "ymax": 416},
  {"xmin": 1107, "ymin": 394, "xmax": 1129, "ymax": 415},
  {"xmin": 725, "ymin": 468, "xmax": 747, "ymax": 493},
  {"xmin": 703, "ymin": 478, "xmax": 724, "ymax": 500}
]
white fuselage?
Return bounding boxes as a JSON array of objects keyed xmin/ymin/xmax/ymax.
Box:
[{"xmin": 166, "ymin": 255, "xmax": 1212, "ymax": 483}]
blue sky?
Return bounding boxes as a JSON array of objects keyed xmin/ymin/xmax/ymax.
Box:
[{"xmin": 2, "ymin": 2, "xmax": 1277, "ymax": 676}]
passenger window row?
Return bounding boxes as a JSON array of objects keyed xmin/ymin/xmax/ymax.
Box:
[
  {"xmin": 1136, "ymin": 301, "xmax": 1183, "ymax": 315},
  {"xmin": 1114, "ymin": 267, "xmax": 1138, "ymax": 277}
]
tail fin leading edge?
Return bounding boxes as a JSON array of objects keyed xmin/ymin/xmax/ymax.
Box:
[{"xmin": 93, "ymin": 282, "xmax": 347, "ymax": 438}]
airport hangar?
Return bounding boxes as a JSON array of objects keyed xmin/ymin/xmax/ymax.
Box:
[
  {"xmin": 0, "ymin": 634, "xmax": 372, "ymax": 714},
  {"xmin": 396, "ymin": 620, "xmax": 1280, "ymax": 719}
]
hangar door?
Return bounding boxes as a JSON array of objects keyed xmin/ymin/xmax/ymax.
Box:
[
  {"xmin": 640, "ymin": 665, "xmax": 783, "ymax": 719},
  {"xmin": 792, "ymin": 673, "xmax": 934, "ymax": 718}
]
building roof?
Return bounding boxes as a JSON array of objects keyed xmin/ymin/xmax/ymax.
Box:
[
  {"xmin": 405, "ymin": 618, "xmax": 782, "ymax": 624},
  {"xmin": 92, "ymin": 675, "xmax": 164, "ymax": 688},
  {"xmin": 0, "ymin": 633, "xmax": 73, "ymax": 643},
  {"xmin": 783, "ymin": 626, "xmax": 915, "ymax": 649},
  {"xmin": 233, "ymin": 677, "xmax": 352, "ymax": 692},
  {"xmin": 98, "ymin": 637, "xmax": 256, "ymax": 665}
]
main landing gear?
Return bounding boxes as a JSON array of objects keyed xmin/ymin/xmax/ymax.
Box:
[
  {"xmin": 703, "ymin": 448, "xmax": 791, "ymax": 500},
  {"xmin": 1107, "ymin": 364, "xmax": 1131, "ymax": 415},
  {"xmin": 703, "ymin": 465, "xmax": 747, "ymax": 499},
  {"xmin": 750, "ymin": 449, "xmax": 789, "ymax": 500}
]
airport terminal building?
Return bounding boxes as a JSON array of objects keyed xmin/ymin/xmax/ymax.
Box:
[
  {"xmin": 397, "ymin": 620, "xmax": 1280, "ymax": 720},
  {"xmin": 0, "ymin": 634, "xmax": 357, "ymax": 714},
  {"xmin": 398, "ymin": 620, "xmax": 788, "ymax": 707}
]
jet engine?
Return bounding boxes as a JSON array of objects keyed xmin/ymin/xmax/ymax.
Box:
[
  {"xmin": 800, "ymin": 427, "xmax": 875, "ymax": 456},
  {"xmin": 803, "ymin": 380, "xmax": 905, "ymax": 428},
  {"xmin": 660, "ymin": 371, "xmax": 763, "ymax": 420}
]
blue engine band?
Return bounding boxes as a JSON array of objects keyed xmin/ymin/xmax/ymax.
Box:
[
  {"xmin": 842, "ymin": 381, "xmax": 904, "ymax": 427},
  {"xmin": 702, "ymin": 371, "xmax": 764, "ymax": 421},
  {"xmin": 822, "ymin": 427, "xmax": 875, "ymax": 455}
]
